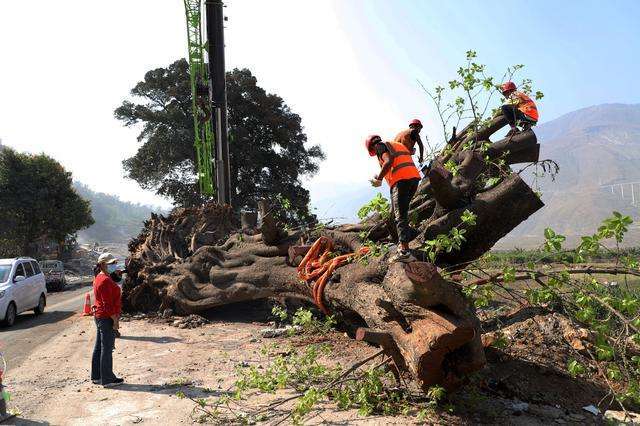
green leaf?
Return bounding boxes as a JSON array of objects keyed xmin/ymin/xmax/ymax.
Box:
[
  {"xmin": 595, "ymin": 342, "xmax": 615, "ymax": 361},
  {"xmin": 544, "ymin": 228, "xmax": 555, "ymax": 239},
  {"xmin": 567, "ymin": 358, "xmax": 586, "ymax": 377},
  {"xmin": 502, "ymin": 266, "xmax": 516, "ymax": 283}
]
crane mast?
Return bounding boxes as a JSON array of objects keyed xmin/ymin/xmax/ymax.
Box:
[{"xmin": 183, "ymin": 0, "xmax": 215, "ymax": 196}]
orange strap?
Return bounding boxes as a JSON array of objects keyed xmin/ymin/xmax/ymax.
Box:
[{"xmin": 297, "ymin": 237, "xmax": 369, "ymax": 314}]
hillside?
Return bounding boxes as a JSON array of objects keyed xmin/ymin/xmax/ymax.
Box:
[
  {"xmin": 499, "ymin": 103, "xmax": 640, "ymax": 248},
  {"xmin": 312, "ymin": 104, "xmax": 640, "ymax": 248},
  {"xmin": 1, "ymin": 140, "xmax": 160, "ymax": 245},
  {"xmin": 73, "ymin": 182, "xmax": 162, "ymax": 244}
]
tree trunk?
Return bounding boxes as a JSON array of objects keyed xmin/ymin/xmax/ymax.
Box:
[
  {"xmin": 124, "ymin": 215, "xmax": 484, "ymax": 391},
  {"xmin": 123, "ymin": 114, "xmax": 544, "ymax": 391}
]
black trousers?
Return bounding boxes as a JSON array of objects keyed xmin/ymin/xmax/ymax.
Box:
[
  {"xmin": 390, "ymin": 178, "xmax": 419, "ymax": 244},
  {"xmin": 91, "ymin": 317, "xmax": 116, "ymax": 384},
  {"xmin": 501, "ymin": 104, "xmax": 530, "ymax": 127}
]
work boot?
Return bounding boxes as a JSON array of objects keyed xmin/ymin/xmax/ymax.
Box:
[{"xmin": 389, "ymin": 248, "xmax": 414, "ymax": 263}]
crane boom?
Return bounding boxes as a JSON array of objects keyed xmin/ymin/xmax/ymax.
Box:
[{"xmin": 183, "ymin": 0, "xmax": 215, "ymax": 195}]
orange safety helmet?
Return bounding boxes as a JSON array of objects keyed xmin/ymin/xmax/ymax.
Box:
[
  {"xmin": 500, "ymin": 81, "xmax": 517, "ymax": 94},
  {"xmin": 409, "ymin": 118, "xmax": 423, "ymax": 128},
  {"xmin": 365, "ymin": 134, "xmax": 382, "ymax": 156}
]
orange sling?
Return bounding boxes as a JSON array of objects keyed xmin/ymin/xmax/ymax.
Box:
[{"xmin": 297, "ymin": 237, "xmax": 369, "ymax": 314}]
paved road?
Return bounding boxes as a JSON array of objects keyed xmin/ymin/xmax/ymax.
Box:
[{"xmin": 0, "ymin": 278, "xmax": 93, "ymax": 371}]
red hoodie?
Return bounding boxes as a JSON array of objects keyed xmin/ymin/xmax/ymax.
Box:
[{"xmin": 93, "ymin": 272, "xmax": 122, "ymax": 319}]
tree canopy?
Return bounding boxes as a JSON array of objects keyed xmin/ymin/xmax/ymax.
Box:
[
  {"xmin": 0, "ymin": 148, "xmax": 94, "ymax": 256},
  {"xmin": 115, "ymin": 59, "xmax": 325, "ymax": 223}
]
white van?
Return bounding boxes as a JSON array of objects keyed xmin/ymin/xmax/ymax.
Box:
[{"xmin": 0, "ymin": 257, "xmax": 47, "ymax": 327}]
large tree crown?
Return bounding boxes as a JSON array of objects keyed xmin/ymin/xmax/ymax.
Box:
[{"xmin": 115, "ymin": 59, "xmax": 324, "ymax": 223}]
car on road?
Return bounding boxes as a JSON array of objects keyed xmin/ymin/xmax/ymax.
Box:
[
  {"xmin": 0, "ymin": 257, "xmax": 47, "ymax": 327},
  {"xmin": 39, "ymin": 260, "xmax": 67, "ymax": 291}
]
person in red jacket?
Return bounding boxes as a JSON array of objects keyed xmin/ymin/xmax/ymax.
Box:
[{"xmin": 90, "ymin": 252, "xmax": 124, "ymax": 387}]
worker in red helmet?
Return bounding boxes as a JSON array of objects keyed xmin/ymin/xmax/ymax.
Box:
[
  {"xmin": 393, "ymin": 119, "xmax": 425, "ymax": 165},
  {"xmin": 365, "ymin": 134, "xmax": 421, "ymax": 262},
  {"xmin": 499, "ymin": 82, "xmax": 539, "ymax": 135}
]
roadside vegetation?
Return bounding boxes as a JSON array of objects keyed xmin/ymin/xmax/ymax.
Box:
[{"xmin": 0, "ymin": 148, "xmax": 94, "ymax": 257}]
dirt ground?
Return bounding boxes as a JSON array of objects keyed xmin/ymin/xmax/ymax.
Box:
[
  {"xmin": 3, "ymin": 302, "xmax": 611, "ymax": 425},
  {"xmin": 6, "ymin": 302, "xmax": 414, "ymax": 425}
]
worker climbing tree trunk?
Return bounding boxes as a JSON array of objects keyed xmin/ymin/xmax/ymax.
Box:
[
  {"xmin": 122, "ymin": 52, "xmax": 548, "ymax": 393},
  {"xmin": 499, "ymin": 81, "xmax": 540, "ymax": 135},
  {"xmin": 366, "ymin": 135, "xmax": 422, "ymax": 262}
]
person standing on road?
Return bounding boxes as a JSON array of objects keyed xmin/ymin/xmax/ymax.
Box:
[
  {"xmin": 91, "ymin": 253, "xmax": 124, "ymax": 387},
  {"xmin": 93, "ymin": 261, "xmax": 124, "ymax": 339},
  {"xmin": 365, "ymin": 135, "xmax": 422, "ymax": 262}
]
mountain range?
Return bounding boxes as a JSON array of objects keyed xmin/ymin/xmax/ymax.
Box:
[
  {"xmin": 313, "ymin": 103, "xmax": 640, "ymax": 248},
  {"xmin": 0, "ymin": 139, "xmax": 160, "ymax": 244},
  {"xmin": 72, "ymin": 182, "xmax": 162, "ymax": 244},
  {"xmin": 500, "ymin": 103, "xmax": 640, "ymax": 248}
]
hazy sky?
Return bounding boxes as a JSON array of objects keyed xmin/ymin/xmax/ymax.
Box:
[{"xmin": 1, "ymin": 0, "xmax": 638, "ymax": 210}]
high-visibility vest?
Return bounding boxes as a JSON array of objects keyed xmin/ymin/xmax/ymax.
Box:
[
  {"xmin": 514, "ymin": 91, "xmax": 539, "ymax": 121},
  {"xmin": 378, "ymin": 141, "xmax": 421, "ymax": 188}
]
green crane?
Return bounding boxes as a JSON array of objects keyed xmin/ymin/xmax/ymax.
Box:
[{"xmin": 183, "ymin": 0, "xmax": 215, "ymax": 196}]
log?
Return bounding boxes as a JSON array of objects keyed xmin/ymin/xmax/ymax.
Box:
[
  {"xmin": 428, "ymin": 151, "xmax": 486, "ymax": 210},
  {"xmin": 258, "ymin": 200, "xmax": 286, "ymax": 245},
  {"xmin": 442, "ymin": 115, "xmax": 509, "ymax": 162},
  {"xmin": 420, "ymin": 173, "xmax": 544, "ymax": 266},
  {"xmin": 123, "ymin": 114, "xmax": 546, "ymax": 393},
  {"xmin": 124, "ymin": 205, "xmax": 485, "ymax": 391},
  {"xmin": 486, "ymin": 129, "xmax": 538, "ymax": 162}
]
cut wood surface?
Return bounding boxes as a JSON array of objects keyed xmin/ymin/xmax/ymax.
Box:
[{"xmin": 124, "ymin": 116, "xmax": 544, "ymax": 391}]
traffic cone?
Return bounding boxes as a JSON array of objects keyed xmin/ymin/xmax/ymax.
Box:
[{"xmin": 81, "ymin": 292, "xmax": 93, "ymax": 316}]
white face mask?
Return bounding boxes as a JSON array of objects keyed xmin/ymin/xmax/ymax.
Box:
[{"xmin": 107, "ymin": 264, "xmax": 118, "ymax": 274}]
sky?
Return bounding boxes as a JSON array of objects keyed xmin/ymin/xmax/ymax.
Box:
[{"xmin": 0, "ymin": 0, "xmax": 639, "ymax": 212}]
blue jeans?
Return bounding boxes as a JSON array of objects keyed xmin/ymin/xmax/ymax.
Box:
[{"xmin": 91, "ymin": 317, "xmax": 116, "ymax": 384}]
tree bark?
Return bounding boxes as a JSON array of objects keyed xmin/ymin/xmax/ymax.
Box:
[
  {"xmin": 419, "ymin": 173, "xmax": 544, "ymax": 266},
  {"xmin": 124, "ymin": 217, "xmax": 484, "ymax": 390},
  {"xmin": 124, "ymin": 113, "xmax": 544, "ymax": 392}
]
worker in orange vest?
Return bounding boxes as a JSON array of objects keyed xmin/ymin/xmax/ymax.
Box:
[
  {"xmin": 393, "ymin": 119, "xmax": 425, "ymax": 165},
  {"xmin": 500, "ymin": 82, "xmax": 539, "ymax": 135},
  {"xmin": 366, "ymin": 135, "xmax": 421, "ymax": 262}
]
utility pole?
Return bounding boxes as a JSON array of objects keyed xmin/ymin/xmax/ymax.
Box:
[{"xmin": 206, "ymin": 0, "xmax": 231, "ymax": 206}]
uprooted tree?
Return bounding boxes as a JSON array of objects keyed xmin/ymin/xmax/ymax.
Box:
[{"xmin": 123, "ymin": 52, "xmax": 549, "ymax": 392}]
